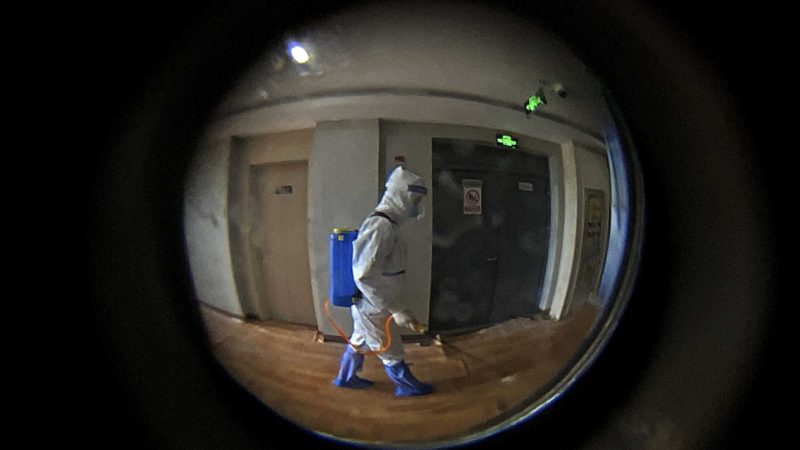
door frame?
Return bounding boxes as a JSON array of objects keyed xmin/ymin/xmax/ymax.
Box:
[
  {"xmin": 247, "ymin": 160, "xmax": 316, "ymax": 325},
  {"xmin": 430, "ymin": 138, "xmax": 553, "ymax": 332},
  {"xmin": 226, "ymin": 129, "xmax": 315, "ymax": 323}
]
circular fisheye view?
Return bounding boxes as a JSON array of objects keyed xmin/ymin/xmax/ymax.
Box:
[{"xmin": 182, "ymin": 1, "xmax": 642, "ymax": 446}]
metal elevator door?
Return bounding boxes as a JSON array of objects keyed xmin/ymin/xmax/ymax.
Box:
[{"xmin": 430, "ymin": 140, "xmax": 550, "ymax": 333}]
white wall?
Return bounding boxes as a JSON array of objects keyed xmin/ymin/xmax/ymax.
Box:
[
  {"xmin": 568, "ymin": 145, "xmax": 611, "ymax": 309},
  {"xmin": 184, "ymin": 136, "xmax": 242, "ymax": 316},
  {"xmin": 545, "ymin": 143, "xmax": 611, "ymax": 319},
  {"xmin": 546, "ymin": 142, "xmax": 579, "ymax": 319},
  {"xmin": 576, "ymin": 146, "xmax": 611, "ymax": 193},
  {"xmin": 308, "ymin": 120, "xmax": 380, "ymax": 335}
]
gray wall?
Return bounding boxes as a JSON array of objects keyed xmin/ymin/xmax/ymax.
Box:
[
  {"xmin": 309, "ymin": 120, "xmax": 380, "ymax": 335},
  {"xmin": 184, "ymin": 136, "xmax": 242, "ymax": 316}
]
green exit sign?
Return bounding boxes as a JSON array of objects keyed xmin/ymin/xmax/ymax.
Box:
[{"xmin": 496, "ymin": 134, "xmax": 518, "ymax": 148}]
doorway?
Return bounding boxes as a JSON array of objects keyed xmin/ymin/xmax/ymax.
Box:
[
  {"xmin": 430, "ymin": 139, "xmax": 551, "ymax": 333},
  {"xmin": 249, "ymin": 161, "xmax": 316, "ymax": 326}
]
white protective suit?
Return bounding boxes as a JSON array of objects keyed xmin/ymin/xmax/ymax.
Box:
[{"xmin": 350, "ymin": 166, "xmax": 427, "ymax": 366}]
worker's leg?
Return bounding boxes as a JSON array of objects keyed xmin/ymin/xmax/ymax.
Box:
[
  {"xmin": 331, "ymin": 307, "xmax": 374, "ymax": 389},
  {"xmin": 383, "ymin": 360, "xmax": 434, "ymax": 397},
  {"xmin": 376, "ymin": 321, "xmax": 434, "ymax": 397}
]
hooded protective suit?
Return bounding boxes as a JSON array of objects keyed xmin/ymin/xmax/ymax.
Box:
[{"xmin": 332, "ymin": 166, "xmax": 434, "ymax": 397}]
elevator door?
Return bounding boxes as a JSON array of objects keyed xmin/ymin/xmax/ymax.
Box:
[
  {"xmin": 490, "ymin": 172, "xmax": 550, "ymax": 323},
  {"xmin": 431, "ymin": 141, "xmax": 550, "ymax": 333},
  {"xmin": 430, "ymin": 169, "xmax": 504, "ymax": 330}
]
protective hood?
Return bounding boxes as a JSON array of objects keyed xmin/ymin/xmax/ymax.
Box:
[{"xmin": 375, "ymin": 166, "xmax": 427, "ymax": 224}]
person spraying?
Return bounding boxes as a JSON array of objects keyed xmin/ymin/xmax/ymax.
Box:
[{"xmin": 332, "ymin": 166, "xmax": 434, "ymax": 397}]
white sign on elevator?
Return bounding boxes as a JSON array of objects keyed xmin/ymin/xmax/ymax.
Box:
[{"xmin": 463, "ymin": 179, "xmax": 482, "ymax": 215}]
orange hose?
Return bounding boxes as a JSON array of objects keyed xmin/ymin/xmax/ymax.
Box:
[{"xmin": 323, "ymin": 298, "xmax": 393, "ymax": 356}]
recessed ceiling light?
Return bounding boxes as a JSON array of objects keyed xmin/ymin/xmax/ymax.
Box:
[{"xmin": 290, "ymin": 45, "xmax": 310, "ymax": 64}]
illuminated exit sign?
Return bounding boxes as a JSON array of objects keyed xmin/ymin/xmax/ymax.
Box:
[{"xmin": 496, "ymin": 134, "xmax": 518, "ymax": 148}]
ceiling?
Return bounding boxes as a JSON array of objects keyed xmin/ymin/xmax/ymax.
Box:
[{"xmin": 218, "ymin": 0, "xmax": 613, "ymax": 133}]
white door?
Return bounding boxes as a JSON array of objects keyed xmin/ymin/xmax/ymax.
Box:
[{"xmin": 250, "ymin": 161, "xmax": 316, "ymax": 325}]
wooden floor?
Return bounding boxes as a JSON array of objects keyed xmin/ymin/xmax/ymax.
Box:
[{"xmin": 200, "ymin": 303, "xmax": 598, "ymax": 445}]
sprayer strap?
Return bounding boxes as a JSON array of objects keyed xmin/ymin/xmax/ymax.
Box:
[{"xmin": 369, "ymin": 211, "xmax": 397, "ymax": 225}]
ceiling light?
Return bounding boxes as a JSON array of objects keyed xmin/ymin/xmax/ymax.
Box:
[{"xmin": 290, "ymin": 45, "xmax": 310, "ymax": 64}]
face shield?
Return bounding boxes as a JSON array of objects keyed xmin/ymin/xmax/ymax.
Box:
[
  {"xmin": 410, "ymin": 196, "xmax": 426, "ymax": 220},
  {"xmin": 408, "ymin": 184, "xmax": 427, "ymax": 220}
]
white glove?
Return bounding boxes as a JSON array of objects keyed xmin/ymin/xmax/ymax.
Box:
[
  {"xmin": 392, "ymin": 311, "xmax": 416, "ymax": 328},
  {"xmin": 392, "ymin": 311, "xmax": 427, "ymax": 333}
]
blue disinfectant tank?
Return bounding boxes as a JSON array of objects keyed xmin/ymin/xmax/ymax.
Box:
[{"xmin": 329, "ymin": 228, "xmax": 359, "ymax": 307}]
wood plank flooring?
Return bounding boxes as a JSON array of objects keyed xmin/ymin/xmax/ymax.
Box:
[{"xmin": 199, "ymin": 302, "xmax": 598, "ymax": 445}]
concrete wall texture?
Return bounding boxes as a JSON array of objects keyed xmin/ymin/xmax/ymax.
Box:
[
  {"xmin": 308, "ymin": 120, "xmax": 380, "ymax": 335},
  {"xmin": 184, "ymin": 136, "xmax": 242, "ymax": 316}
]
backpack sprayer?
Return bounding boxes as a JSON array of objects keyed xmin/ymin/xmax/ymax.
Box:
[
  {"xmin": 324, "ymin": 228, "xmax": 394, "ymax": 356},
  {"xmin": 325, "ymin": 227, "xmax": 431, "ymax": 355}
]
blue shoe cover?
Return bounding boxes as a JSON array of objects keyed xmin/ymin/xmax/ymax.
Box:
[
  {"xmin": 384, "ymin": 360, "xmax": 434, "ymax": 397},
  {"xmin": 332, "ymin": 345, "xmax": 374, "ymax": 389}
]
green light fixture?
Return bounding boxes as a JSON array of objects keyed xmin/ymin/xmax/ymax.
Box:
[
  {"xmin": 496, "ymin": 134, "xmax": 518, "ymax": 148},
  {"xmin": 524, "ymin": 87, "xmax": 548, "ymax": 115},
  {"xmin": 526, "ymin": 95, "xmax": 544, "ymax": 112}
]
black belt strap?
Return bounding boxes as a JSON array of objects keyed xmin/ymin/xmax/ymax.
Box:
[{"xmin": 369, "ymin": 211, "xmax": 397, "ymax": 225}]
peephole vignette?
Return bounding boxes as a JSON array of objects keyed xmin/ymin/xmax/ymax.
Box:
[{"xmin": 184, "ymin": 1, "xmax": 639, "ymax": 446}]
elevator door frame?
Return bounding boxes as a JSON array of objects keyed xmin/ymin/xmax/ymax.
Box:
[{"xmin": 430, "ymin": 138, "xmax": 551, "ymax": 334}]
